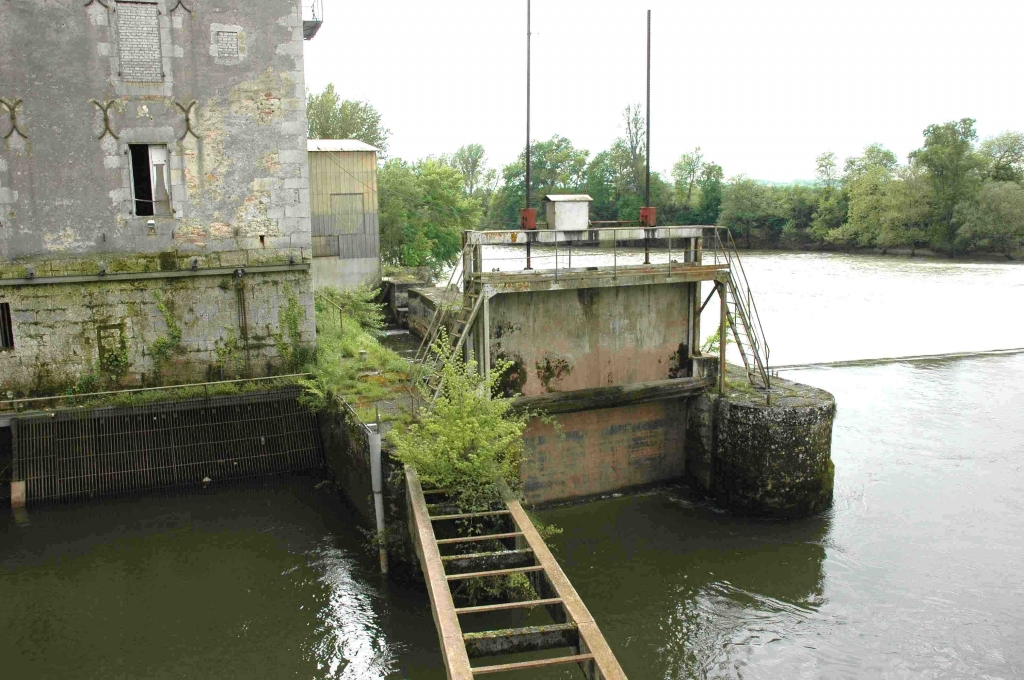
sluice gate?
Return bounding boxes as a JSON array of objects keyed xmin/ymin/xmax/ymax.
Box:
[
  {"xmin": 406, "ymin": 468, "xmax": 626, "ymax": 679},
  {"xmin": 11, "ymin": 387, "xmax": 323, "ymax": 505}
]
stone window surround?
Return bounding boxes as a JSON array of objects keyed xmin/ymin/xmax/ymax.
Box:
[
  {"xmin": 117, "ymin": 128, "xmax": 186, "ymax": 220},
  {"xmin": 209, "ymin": 23, "xmax": 247, "ymax": 65}
]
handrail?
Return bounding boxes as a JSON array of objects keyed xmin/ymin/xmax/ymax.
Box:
[
  {"xmin": 706, "ymin": 227, "xmax": 771, "ymax": 389},
  {"xmin": 409, "ymin": 240, "xmax": 476, "ymax": 394}
]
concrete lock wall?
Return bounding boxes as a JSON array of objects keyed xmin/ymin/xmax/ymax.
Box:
[
  {"xmin": 486, "ymin": 283, "xmax": 696, "ymax": 503},
  {"xmin": 488, "ymin": 285, "xmax": 691, "ymax": 396},
  {"xmin": 521, "ymin": 399, "xmax": 687, "ymax": 504},
  {"xmin": 0, "ymin": 0, "xmax": 315, "ymax": 394}
]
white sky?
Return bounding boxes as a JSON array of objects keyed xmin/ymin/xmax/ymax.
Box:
[{"xmin": 303, "ymin": 0, "xmax": 1024, "ymax": 183}]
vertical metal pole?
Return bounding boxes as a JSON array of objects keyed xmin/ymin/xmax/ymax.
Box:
[
  {"xmin": 525, "ymin": 0, "xmax": 531, "ymax": 212},
  {"xmin": 482, "ymin": 295, "xmax": 491, "ymax": 378},
  {"xmin": 613, "ymin": 229, "xmax": 617, "ymax": 279},
  {"xmin": 645, "ymin": 8, "xmax": 651, "ymax": 208},
  {"xmin": 568, "ymin": 240, "xmax": 572, "ymax": 270},
  {"xmin": 554, "ymin": 236, "xmax": 558, "ymax": 281},
  {"xmin": 369, "ymin": 426, "xmax": 388, "ymax": 575},
  {"xmin": 718, "ymin": 281, "xmax": 727, "ymax": 395},
  {"xmin": 668, "ymin": 233, "xmax": 672, "ymax": 277},
  {"xmin": 525, "ymin": 236, "xmax": 532, "ymax": 271}
]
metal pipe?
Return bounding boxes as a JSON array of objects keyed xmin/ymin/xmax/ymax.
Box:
[
  {"xmin": 719, "ymin": 281, "xmax": 727, "ymax": 395},
  {"xmin": 645, "ymin": 8, "xmax": 651, "ymax": 208},
  {"xmin": 370, "ymin": 425, "xmax": 388, "ymax": 574},
  {"xmin": 525, "ymin": 0, "xmax": 531, "ymax": 211}
]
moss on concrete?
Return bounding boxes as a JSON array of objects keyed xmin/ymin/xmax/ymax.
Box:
[{"xmin": 688, "ymin": 364, "xmax": 836, "ymax": 518}]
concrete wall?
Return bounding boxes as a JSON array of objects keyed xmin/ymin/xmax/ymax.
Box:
[
  {"xmin": 489, "ymin": 284, "xmax": 691, "ymax": 396},
  {"xmin": 521, "ymin": 399, "xmax": 688, "ymax": 504},
  {"xmin": 0, "ymin": 0, "xmax": 315, "ymax": 394},
  {"xmin": 0, "ymin": 269, "xmax": 311, "ymax": 392},
  {"xmin": 312, "ymin": 256, "xmax": 381, "ymax": 291}
]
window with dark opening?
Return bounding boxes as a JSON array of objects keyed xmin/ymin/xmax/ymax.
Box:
[
  {"xmin": 129, "ymin": 144, "xmax": 171, "ymax": 217},
  {"xmin": 0, "ymin": 303, "xmax": 13, "ymax": 350}
]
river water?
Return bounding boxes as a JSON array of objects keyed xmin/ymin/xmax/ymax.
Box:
[{"xmin": 2, "ymin": 252, "xmax": 1022, "ymax": 678}]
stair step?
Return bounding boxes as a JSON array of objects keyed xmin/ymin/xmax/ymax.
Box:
[
  {"xmin": 436, "ymin": 532, "xmax": 524, "ymax": 546},
  {"xmin": 471, "ymin": 653, "xmax": 595, "ymax": 675},
  {"xmin": 446, "ymin": 565, "xmax": 544, "ymax": 581},
  {"xmin": 442, "ymin": 549, "xmax": 535, "ymax": 575},
  {"xmin": 463, "ymin": 622, "xmax": 579, "ymax": 659},
  {"xmin": 455, "ymin": 597, "xmax": 562, "ymax": 615},
  {"xmin": 431, "ymin": 510, "xmax": 511, "ymax": 521}
]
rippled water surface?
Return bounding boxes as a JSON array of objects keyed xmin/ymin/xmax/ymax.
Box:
[{"xmin": 2, "ymin": 253, "xmax": 1023, "ymax": 678}]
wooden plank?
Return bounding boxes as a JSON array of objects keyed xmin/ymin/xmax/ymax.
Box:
[
  {"xmin": 436, "ymin": 532, "xmax": 524, "ymax": 545},
  {"xmin": 502, "ymin": 490, "xmax": 628, "ymax": 679},
  {"xmin": 471, "ymin": 653, "xmax": 596, "ymax": 675},
  {"xmin": 446, "ymin": 565, "xmax": 544, "ymax": 581},
  {"xmin": 442, "ymin": 549, "xmax": 535, "ymax": 575},
  {"xmin": 463, "ymin": 622, "xmax": 578, "ymax": 658},
  {"xmin": 431, "ymin": 510, "xmax": 511, "ymax": 521},
  {"xmin": 405, "ymin": 467, "xmax": 474, "ymax": 679},
  {"xmin": 455, "ymin": 597, "xmax": 562, "ymax": 615}
]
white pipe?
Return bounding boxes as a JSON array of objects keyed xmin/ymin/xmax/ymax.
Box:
[{"xmin": 369, "ymin": 427, "xmax": 388, "ymax": 574}]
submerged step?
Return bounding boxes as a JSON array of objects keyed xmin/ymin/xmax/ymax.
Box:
[
  {"xmin": 463, "ymin": 622, "xmax": 578, "ymax": 659},
  {"xmin": 441, "ymin": 548, "xmax": 534, "ymax": 575},
  {"xmin": 471, "ymin": 653, "xmax": 595, "ymax": 675}
]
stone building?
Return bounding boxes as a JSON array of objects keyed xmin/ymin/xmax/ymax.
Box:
[{"xmin": 0, "ymin": 0, "xmax": 320, "ymax": 396}]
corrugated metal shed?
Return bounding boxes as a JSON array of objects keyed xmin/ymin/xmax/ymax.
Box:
[
  {"xmin": 307, "ymin": 141, "xmax": 380, "ymax": 262},
  {"xmin": 308, "ymin": 139, "xmax": 381, "ymax": 153}
]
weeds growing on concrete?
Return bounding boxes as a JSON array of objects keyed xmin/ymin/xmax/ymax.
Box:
[{"xmin": 297, "ymin": 285, "xmax": 409, "ymax": 414}]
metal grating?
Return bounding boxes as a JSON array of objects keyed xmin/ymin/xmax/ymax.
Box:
[{"xmin": 11, "ymin": 388, "xmax": 323, "ymax": 504}]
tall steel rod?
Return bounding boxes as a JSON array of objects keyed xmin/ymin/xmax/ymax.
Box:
[
  {"xmin": 525, "ymin": 0, "xmax": 531, "ymax": 211},
  {"xmin": 645, "ymin": 8, "xmax": 651, "ymax": 208}
]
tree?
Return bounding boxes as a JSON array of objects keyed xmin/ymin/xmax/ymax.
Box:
[
  {"xmin": 979, "ymin": 132, "xmax": 1024, "ymax": 183},
  {"xmin": 610, "ymin": 104, "xmax": 646, "ymax": 198},
  {"xmin": 696, "ymin": 162, "xmax": 724, "ymax": 225},
  {"xmin": 908, "ymin": 118, "xmax": 985, "ymax": 253},
  {"xmin": 815, "ymin": 152, "xmax": 838, "ymax": 188},
  {"xmin": 489, "ymin": 135, "xmax": 590, "ymax": 228},
  {"xmin": 845, "ymin": 144, "xmax": 898, "ymax": 178},
  {"xmin": 451, "ymin": 144, "xmax": 488, "ymax": 195},
  {"xmin": 378, "ymin": 158, "xmax": 481, "ymax": 272},
  {"xmin": 306, "ymin": 84, "xmax": 390, "ymax": 153},
  {"xmin": 954, "ymin": 181, "xmax": 1024, "ymax": 258},
  {"xmin": 672, "ymin": 147, "xmax": 703, "ymax": 206},
  {"xmin": 718, "ymin": 176, "xmax": 784, "ymax": 248},
  {"xmin": 809, "ymin": 188, "xmax": 848, "ymax": 242}
]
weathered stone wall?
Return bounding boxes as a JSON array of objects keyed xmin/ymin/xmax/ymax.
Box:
[
  {"xmin": 521, "ymin": 399, "xmax": 688, "ymax": 504},
  {"xmin": 0, "ymin": 0, "xmax": 315, "ymax": 393},
  {"xmin": 0, "ymin": 269, "xmax": 311, "ymax": 393},
  {"xmin": 687, "ymin": 363, "xmax": 836, "ymax": 517},
  {"xmin": 488, "ymin": 285, "xmax": 691, "ymax": 396}
]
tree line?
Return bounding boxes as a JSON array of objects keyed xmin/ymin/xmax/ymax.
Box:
[{"xmin": 308, "ymin": 84, "xmax": 1024, "ymax": 269}]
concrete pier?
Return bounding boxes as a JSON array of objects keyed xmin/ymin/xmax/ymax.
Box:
[{"xmin": 687, "ymin": 362, "xmax": 835, "ymax": 517}]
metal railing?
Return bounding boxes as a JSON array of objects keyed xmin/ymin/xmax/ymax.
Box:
[{"xmin": 705, "ymin": 227, "xmax": 771, "ymax": 389}]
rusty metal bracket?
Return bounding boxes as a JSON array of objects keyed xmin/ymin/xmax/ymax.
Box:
[
  {"xmin": 0, "ymin": 98, "xmax": 27, "ymax": 139},
  {"xmin": 90, "ymin": 99, "xmax": 119, "ymax": 140},
  {"xmin": 83, "ymin": 0, "xmax": 110, "ymax": 8},
  {"xmin": 175, "ymin": 100, "xmax": 200, "ymax": 140},
  {"xmin": 169, "ymin": 0, "xmax": 194, "ymax": 14}
]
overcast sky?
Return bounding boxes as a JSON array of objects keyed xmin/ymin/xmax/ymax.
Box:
[{"xmin": 303, "ymin": 0, "xmax": 1024, "ymax": 183}]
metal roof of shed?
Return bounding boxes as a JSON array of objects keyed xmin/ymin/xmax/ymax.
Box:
[
  {"xmin": 307, "ymin": 139, "xmax": 381, "ymax": 152},
  {"xmin": 544, "ymin": 194, "xmax": 593, "ymax": 202}
]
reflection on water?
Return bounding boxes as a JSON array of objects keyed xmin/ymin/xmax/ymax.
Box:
[{"xmin": 2, "ymin": 254, "xmax": 1023, "ymax": 678}]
